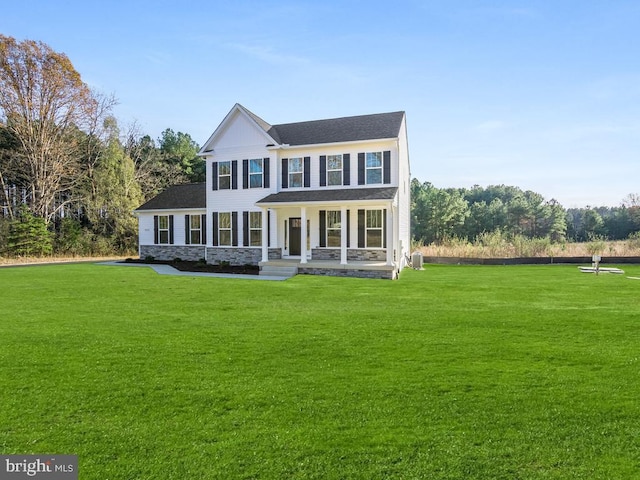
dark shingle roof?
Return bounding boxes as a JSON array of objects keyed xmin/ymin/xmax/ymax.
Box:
[
  {"xmin": 136, "ymin": 183, "xmax": 206, "ymax": 211},
  {"xmin": 267, "ymin": 111, "xmax": 404, "ymax": 146},
  {"xmin": 256, "ymin": 187, "xmax": 398, "ymax": 205}
]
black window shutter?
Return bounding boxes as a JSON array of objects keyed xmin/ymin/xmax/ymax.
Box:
[
  {"xmin": 267, "ymin": 210, "xmax": 271, "ymax": 247},
  {"xmin": 242, "ymin": 160, "xmax": 248, "ymax": 189},
  {"xmin": 212, "ymin": 162, "xmax": 218, "ymax": 190},
  {"xmin": 201, "ymin": 214, "xmax": 207, "ymax": 245},
  {"xmin": 243, "ymin": 211, "xmax": 249, "ymax": 247},
  {"xmin": 383, "ymin": 208, "xmax": 387, "ymax": 248},
  {"xmin": 304, "ymin": 157, "xmax": 311, "ymax": 187},
  {"xmin": 319, "ymin": 210, "xmax": 326, "ymax": 247},
  {"xmin": 232, "ymin": 160, "xmax": 238, "ymax": 190},
  {"xmin": 185, "ymin": 215, "xmax": 190, "ymax": 245},
  {"xmin": 346, "ymin": 209, "xmax": 350, "ymax": 247},
  {"xmin": 357, "ymin": 209, "xmax": 365, "ymax": 248},
  {"xmin": 358, "ymin": 153, "xmax": 365, "ymax": 185},
  {"xmin": 319, "ymin": 156, "xmax": 326, "ymax": 187},
  {"xmin": 232, "ymin": 212, "xmax": 238, "ymax": 246},
  {"xmin": 263, "ymin": 158, "xmax": 270, "ymax": 188},
  {"xmin": 343, "ymin": 154, "xmax": 350, "ymax": 185},
  {"xmin": 212, "ymin": 212, "xmax": 218, "ymax": 246},
  {"xmin": 383, "ymin": 151, "xmax": 391, "ymax": 184},
  {"xmin": 282, "ymin": 158, "xmax": 288, "ymax": 188},
  {"xmin": 169, "ymin": 215, "xmax": 174, "ymax": 245},
  {"xmin": 153, "ymin": 215, "xmax": 159, "ymax": 244}
]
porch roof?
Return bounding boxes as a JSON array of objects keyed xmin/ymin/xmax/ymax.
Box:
[{"xmin": 256, "ymin": 187, "xmax": 397, "ymax": 206}]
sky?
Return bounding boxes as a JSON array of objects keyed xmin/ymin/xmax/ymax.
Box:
[{"xmin": 2, "ymin": 0, "xmax": 639, "ymax": 208}]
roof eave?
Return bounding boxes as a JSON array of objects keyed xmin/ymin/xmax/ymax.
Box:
[{"xmin": 277, "ymin": 137, "xmax": 398, "ymax": 150}]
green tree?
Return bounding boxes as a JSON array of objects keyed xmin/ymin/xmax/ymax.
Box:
[
  {"xmin": 8, "ymin": 206, "xmax": 52, "ymax": 256},
  {"xmin": 582, "ymin": 209, "xmax": 605, "ymax": 240},
  {"xmin": 87, "ymin": 119, "xmax": 142, "ymax": 251},
  {"xmin": 412, "ymin": 180, "xmax": 469, "ymax": 244},
  {"xmin": 159, "ymin": 128, "xmax": 203, "ymax": 182}
]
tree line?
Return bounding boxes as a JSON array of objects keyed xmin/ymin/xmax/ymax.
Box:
[
  {"xmin": 0, "ymin": 35, "xmax": 203, "ymax": 256},
  {"xmin": 411, "ymin": 180, "xmax": 640, "ymax": 246},
  {"xmin": 2, "ymin": 35, "xmax": 638, "ymax": 258}
]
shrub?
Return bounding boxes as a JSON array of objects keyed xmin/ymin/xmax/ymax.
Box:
[{"xmin": 7, "ymin": 207, "xmax": 53, "ymax": 257}]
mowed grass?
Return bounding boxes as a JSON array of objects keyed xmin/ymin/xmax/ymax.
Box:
[{"xmin": 0, "ymin": 264, "xmax": 639, "ymax": 479}]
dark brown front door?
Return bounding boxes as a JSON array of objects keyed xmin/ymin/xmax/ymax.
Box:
[{"xmin": 289, "ymin": 217, "xmax": 301, "ymax": 255}]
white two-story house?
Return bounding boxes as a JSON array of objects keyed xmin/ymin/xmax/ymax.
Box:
[{"xmin": 135, "ymin": 104, "xmax": 411, "ymax": 279}]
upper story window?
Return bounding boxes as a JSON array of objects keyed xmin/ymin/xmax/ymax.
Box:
[
  {"xmin": 366, "ymin": 152, "xmax": 382, "ymax": 184},
  {"xmin": 289, "ymin": 158, "xmax": 303, "ymax": 188},
  {"xmin": 358, "ymin": 151, "xmax": 391, "ymax": 185},
  {"xmin": 250, "ymin": 159, "xmax": 263, "ymax": 188},
  {"xmin": 328, "ymin": 155, "xmax": 342, "ymax": 186},
  {"xmin": 282, "ymin": 157, "xmax": 310, "ymax": 189},
  {"xmin": 212, "ymin": 160, "xmax": 237, "ymax": 190},
  {"xmin": 219, "ymin": 161, "xmax": 231, "ymax": 189},
  {"xmin": 243, "ymin": 158, "xmax": 270, "ymax": 189},
  {"xmin": 320, "ymin": 154, "xmax": 350, "ymax": 187}
]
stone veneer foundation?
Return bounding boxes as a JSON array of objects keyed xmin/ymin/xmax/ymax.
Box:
[
  {"xmin": 310, "ymin": 248, "xmax": 387, "ymax": 261},
  {"xmin": 205, "ymin": 247, "xmax": 282, "ymax": 265},
  {"xmin": 140, "ymin": 245, "xmax": 206, "ymax": 261}
]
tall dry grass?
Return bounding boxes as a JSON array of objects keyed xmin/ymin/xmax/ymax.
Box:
[{"xmin": 418, "ymin": 232, "xmax": 640, "ymax": 258}]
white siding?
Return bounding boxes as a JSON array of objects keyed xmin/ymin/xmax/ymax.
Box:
[
  {"xmin": 212, "ymin": 110, "xmax": 272, "ymax": 150},
  {"xmin": 137, "ymin": 210, "xmax": 206, "ymax": 246}
]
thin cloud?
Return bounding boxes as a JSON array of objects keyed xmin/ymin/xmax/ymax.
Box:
[{"xmin": 226, "ymin": 43, "xmax": 310, "ymax": 66}]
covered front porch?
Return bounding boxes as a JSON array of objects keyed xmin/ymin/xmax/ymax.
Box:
[{"xmin": 256, "ymin": 187, "xmax": 400, "ymax": 276}]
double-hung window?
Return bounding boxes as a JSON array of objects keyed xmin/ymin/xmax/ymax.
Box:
[
  {"xmin": 157, "ymin": 215, "xmax": 170, "ymax": 244},
  {"xmin": 289, "ymin": 158, "xmax": 303, "ymax": 188},
  {"xmin": 187, "ymin": 215, "xmax": 201, "ymax": 244},
  {"xmin": 366, "ymin": 210, "xmax": 383, "ymax": 247},
  {"xmin": 218, "ymin": 161, "xmax": 231, "ymax": 189},
  {"xmin": 218, "ymin": 212, "xmax": 232, "ymax": 246},
  {"xmin": 326, "ymin": 210, "xmax": 341, "ymax": 247},
  {"xmin": 327, "ymin": 155, "xmax": 342, "ymax": 186},
  {"xmin": 249, "ymin": 212, "xmax": 261, "ymax": 246},
  {"xmin": 366, "ymin": 152, "xmax": 383, "ymax": 184},
  {"xmin": 249, "ymin": 159, "xmax": 263, "ymax": 188}
]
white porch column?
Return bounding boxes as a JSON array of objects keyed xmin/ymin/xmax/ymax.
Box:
[
  {"xmin": 300, "ymin": 206, "xmax": 307, "ymax": 263},
  {"xmin": 386, "ymin": 205, "xmax": 394, "ymax": 266},
  {"xmin": 261, "ymin": 207, "xmax": 269, "ymax": 262},
  {"xmin": 340, "ymin": 206, "xmax": 348, "ymax": 265}
]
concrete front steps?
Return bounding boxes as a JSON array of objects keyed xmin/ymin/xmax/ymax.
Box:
[{"xmin": 259, "ymin": 264, "xmax": 298, "ymax": 278}]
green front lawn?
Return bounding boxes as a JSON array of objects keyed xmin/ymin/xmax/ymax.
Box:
[{"xmin": 1, "ymin": 264, "xmax": 639, "ymax": 479}]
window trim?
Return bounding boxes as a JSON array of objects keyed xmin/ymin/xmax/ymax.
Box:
[
  {"xmin": 327, "ymin": 155, "xmax": 343, "ymax": 186},
  {"xmin": 365, "ymin": 152, "xmax": 383, "ymax": 185},
  {"xmin": 326, "ymin": 210, "xmax": 341, "ymax": 247},
  {"xmin": 288, "ymin": 157, "xmax": 303, "ymax": 188},
  {"xmin": 158, "ymin": 215, "xmax": 170, "ymax": 244},
  {"xmin": 218, "ymin": 212, "xmax": 232, "ymax": 246}
]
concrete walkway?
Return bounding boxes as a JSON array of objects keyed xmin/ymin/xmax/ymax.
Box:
[{"xmin": 98, "ymin": 261, "xmax": 289, "ymax": 281}]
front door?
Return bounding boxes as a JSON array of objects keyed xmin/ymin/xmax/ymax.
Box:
[{"xmin": 289, "ymin": 217, "xmax": 301, "ymax": 256}]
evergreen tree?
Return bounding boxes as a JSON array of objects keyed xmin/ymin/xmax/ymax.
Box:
[{"xmin": 8, "ymin": 206, "xmax": 52, "ymax": 256}]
